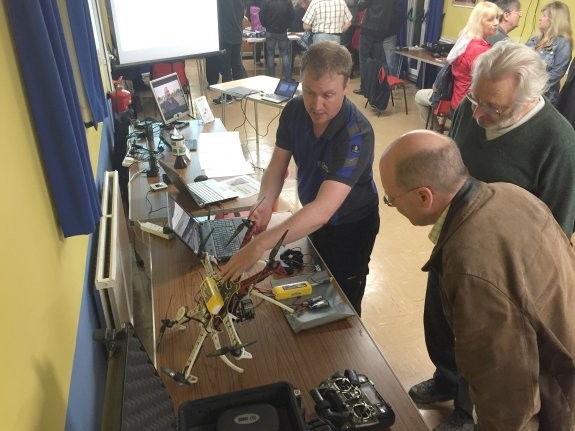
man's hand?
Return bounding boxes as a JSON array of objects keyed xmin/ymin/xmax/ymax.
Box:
[
  {"xmin": 220, "ymin": 238, "xmax": 265, "ymax": 281},
  {"xmin": 250, "ymin": 198, "xmax": 273, "ymax": 234}
]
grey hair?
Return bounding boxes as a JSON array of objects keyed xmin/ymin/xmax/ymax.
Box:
[
  {"xmin": 301, "ymin": 41, "xmax": 352, "ymax": 83},
  {"xmin": 395, "ymin": 140, "xmax": 469, "ymax": 194},
  {"xmin": 495, "ymin": 0, "xmax": 521, "ymax": 13},
  {"xmin": 471, "ymin": 41, "xmax": 548, "ymax": 102}
]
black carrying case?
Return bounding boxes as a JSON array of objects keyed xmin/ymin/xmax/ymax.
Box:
[
  {"xmin": 97, "ymin": 324, "xmax": 306, "ymax": 431},
  {"xmin": 177, "ymin": 381, "xmax": 307, "ymax": 431}
]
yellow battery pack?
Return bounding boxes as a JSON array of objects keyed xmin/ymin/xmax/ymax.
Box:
[
  {"xmin": 201, "ymin": 277, "xmax": 224, "ymax": 314},
  {"xmin": 272, "ymin": 281, "xmax": 312, "ymax": 300}
]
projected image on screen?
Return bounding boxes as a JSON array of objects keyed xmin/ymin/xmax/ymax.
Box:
[
  {"xmin": 108, "ymin": 0, "xmax": 220, "ymax": 66},
  {"xmin": 150, "ymin": 72, "xmax": 190, "ymax": 126}
]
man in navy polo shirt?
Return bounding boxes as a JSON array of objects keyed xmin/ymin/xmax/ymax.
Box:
[{"xmin": 221, "ymin": 41, "xmax": 379, "ymax": 315}]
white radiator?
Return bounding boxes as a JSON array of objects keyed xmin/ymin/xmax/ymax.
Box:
[{"xmin": 95, "ymin": 170, "xmax": 133, "ymax": 328}]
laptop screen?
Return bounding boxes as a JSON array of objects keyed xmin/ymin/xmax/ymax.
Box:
[
  {"xmin": 150, "ymin": 72, "xmax": 190, "ymax": 126},
  {"xmin": 275, "ymin": 79, "xmax": 299, "ymax": 98},
  {"xmin": 158, "ymin": 159, "xmax": 194, "ymax": 199},
  {"xmin": 167, "ymin": 195, "xmax": 201, "ymax": 253}
]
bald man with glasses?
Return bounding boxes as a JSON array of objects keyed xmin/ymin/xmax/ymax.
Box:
[
  {"xmin": 409, "ymin": 41, "xmax": 575, "ymax": 431},
  {"xmin": 380, "ymin": 130, "xmax": 575, "ymax": 430}
]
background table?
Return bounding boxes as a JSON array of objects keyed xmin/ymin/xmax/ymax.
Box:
[
  {"xmin": 210, "ymin": 75, "xmax": 302, "ymax": 161},
  {"xmin": 395, "ymin": 48, "xmax": 447, "ymax": 84}
]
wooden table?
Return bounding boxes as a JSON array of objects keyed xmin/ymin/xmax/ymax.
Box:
[
  {"xmin": 143, "ymin": 213, "xmax": 427, "ymax": 430},
  {"xmin": 395, "ymin": 48, "xmax": 447, "ymax": 84},
  {"xmin": 127, "ymin": 119, "xmax": 259, "ymax": 222}
]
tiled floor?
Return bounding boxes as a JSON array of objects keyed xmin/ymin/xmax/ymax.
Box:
[{"xmin": 133, "ymin": 56, "xmax": 451, "ymax": 430}]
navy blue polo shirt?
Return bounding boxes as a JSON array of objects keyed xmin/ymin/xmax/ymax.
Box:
[{"xmin": 276, "ymin": 96, "xmax": 378, "ymax": 225}]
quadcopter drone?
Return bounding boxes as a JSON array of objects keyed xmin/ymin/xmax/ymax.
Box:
[{"xmin": 159, "ymin": 207, "xmax": 295, "ymax": 385}]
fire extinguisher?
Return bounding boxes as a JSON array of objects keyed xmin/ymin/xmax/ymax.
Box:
[{"xmin": 109, "ymin": 76, "xmax": 132, "ymax": 114}]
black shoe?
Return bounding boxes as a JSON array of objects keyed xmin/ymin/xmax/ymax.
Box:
[
  {"xmin": 433, "ymin": 409, "xmax": 475, "ymax": 431},
  {"xmin": 353, "ymin": 88, "xmax": 364, "ymax": 95},
  {"xmin": 408, "ymin": 378, "xmax": 456, "ymax": 405}
]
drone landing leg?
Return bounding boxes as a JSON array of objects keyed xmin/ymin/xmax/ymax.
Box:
[
  {"xmin": 223, "ymin": 314, "xmax": 252, "ymax": 360},
  {"xmin": 210, "ymin": 331, "xmax": 244, "ymax": 373},
  {"xmin": 182, "ymin": 324, "xmax": 208, "ymax": 384}
]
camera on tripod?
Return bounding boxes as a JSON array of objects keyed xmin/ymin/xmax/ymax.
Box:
[{"xmin": 310, "ymin": 369, "xmax": 395, "ymax": 430}]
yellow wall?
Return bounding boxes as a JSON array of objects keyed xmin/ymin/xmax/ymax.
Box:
[
  {"xmin": 442, "ymin": 0, "xmax": 575, "ymax": 51},
  {"xmin": 0, "ymin": 2, "xmax": 101, "ymax": 429}
]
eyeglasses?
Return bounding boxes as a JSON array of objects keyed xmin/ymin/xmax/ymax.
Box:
[
  {"xmin": 383, "ymin": 186, "xmax": 422, "ymax": 207},
  {"xmin": 466, "ymin": 93, "xmax": 503, "ymax": 117}
]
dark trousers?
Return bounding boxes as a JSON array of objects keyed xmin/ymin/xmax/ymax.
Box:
[
  {"xmin": 265, "ymin": 33, "xmax": 291, "ymax": 80},
  {"xmin": 425, "ymin": 268, "xmax": 473, "ymax": 416},
  {"xmin": 219, "ymin": 42, "xmax": 247, "ymax": 82},
  {"xmin": 309, "ymin": 207, "xmax": 380, "ymax": 316},
  {"xmin": 358, "ymin": 33, "xmax": 383, "ymax": 92}
]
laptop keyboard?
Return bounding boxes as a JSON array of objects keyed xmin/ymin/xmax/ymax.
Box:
[
  {"xmin": 210, "ymin": 219, "xmax": 242, "ymax": 258},
  {"xmin": 190, "ymin": 181, "xmax": 223, "ymax": 204}
]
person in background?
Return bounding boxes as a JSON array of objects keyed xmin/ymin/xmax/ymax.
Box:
[
  {"xmin": 353, "ymin": 0, "xmax": 401, "ymax": 96},
  {"xmin": 410, "ymin": 41, "xmax": 575, "ymax": 431},
  {"xmin": 246, "ymin": 0, "xmax": 265, "ymax": 64},
  {"xmin": 526, "ymin": 0, "xmax": 572, "ymax": 105},
  {"xmin": 302, "ymin": 0, "xmax": 352, "ymax": 45},
  {"xmin": 414, "ymin": 1, "xmax": 502, "ymax": 127},
  {"xmin": 341, "ymin": 0, "xmax": 361, "ymax": 70},
  {"xmin": 380, "ymin": 130, "xmax": 575, "ymax": 431},
  {"xmin": 557, "ymin": 57, "xmax": 575, "ymax": 129},
  {"xmin": 289, "ymin": 0, "xmax": 310, "ymax": 70},
  {"xmin": 486, "ymin": 0, "xmax": 522, "ymax": 45},
  {"xmin": 213, "ymin": 0, "xmax": 247, "ymax": 105},
  {"xmin": 260, "ymin": 0, "xmax": 295, "ymax": 80},
  {"xmin": 220, "ymin": 42, "xmax": 379, "ymax": 316},
  {"xmin": 447, "ymin": 1, "xmax": 500, "ymax": 112}
]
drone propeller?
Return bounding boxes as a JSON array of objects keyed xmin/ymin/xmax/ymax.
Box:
[
  {"xmin": 206, "ymin": 340, "xmax": 257, "ymax": 358},
  {"xmin": 225, "ymin": 197, "xmax": 265, "ymax": 247},
  {"xmin": 161, "ymin": 367, "xmax": 191, "ymax": 385},
  {"xmin": 157, "ymin": 296, "xmax": 175, "ymax": 348}
]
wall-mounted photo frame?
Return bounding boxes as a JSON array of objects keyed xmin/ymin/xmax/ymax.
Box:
[{"xmin": 453, "ymin": 0, "xmax": 477, "ymax": 7}]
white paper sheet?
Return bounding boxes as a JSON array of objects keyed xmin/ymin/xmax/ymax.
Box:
[
  {"xmin": 197, "ymin": 131, "xmax": 254, "ymax": 178},
  {"xmin": 219, "ymin": 175, "xmax": 261, "ymax": 198}
]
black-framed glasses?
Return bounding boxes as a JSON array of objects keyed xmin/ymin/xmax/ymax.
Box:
[
  {"xmin": 383, "ymin": 186, "xmax": 423, "ymax": 207},
  {"xmin": 466, "ymin": 93, "xmax": 502, "ymax": 117}
]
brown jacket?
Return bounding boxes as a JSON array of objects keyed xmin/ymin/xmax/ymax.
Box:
[{"xmin": 423, "ymin": 179, "xmax": 575, "ymax": 430}]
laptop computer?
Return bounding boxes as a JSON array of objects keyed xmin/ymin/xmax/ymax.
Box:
[
  {"xmin": 261, "ymin": 79, "xmax": 299, "ymax": 103},
  {"xmin": 158, "ymin": 159, "xmax": 238, "ymax": 207},
  {"xmin": 225, "ymin": 86, "xmax": 258, "ymax": 99},
  {"xmin": 167, "ymin": 194, "xmax": 246, "ymax": 261}
]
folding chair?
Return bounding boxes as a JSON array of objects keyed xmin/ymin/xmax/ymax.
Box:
[
  {"xmin": 426, "ymin": 99, "xmax": 451, "ymax": 133},
  {"xmin": 387, "ymin": 75, "xmax": 408, "ymax": 115}
]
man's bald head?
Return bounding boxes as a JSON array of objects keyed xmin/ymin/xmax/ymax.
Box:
[
  {"xmin": 381, "ymin": 130, "xmax": 468, "ymax": 194},
  {"xmin": 379, "ymin": 130, "xmax": 469, "ymax": 225}
]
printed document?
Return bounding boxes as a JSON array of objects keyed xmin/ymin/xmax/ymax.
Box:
[{"xmin": 197, "ymin": 131, "xmax": 254, "ymax": 178}]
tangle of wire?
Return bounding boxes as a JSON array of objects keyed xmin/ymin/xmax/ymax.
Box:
[{"xmin": 224, "ymin": 94, "xmax": 282, "ymax": 170}]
